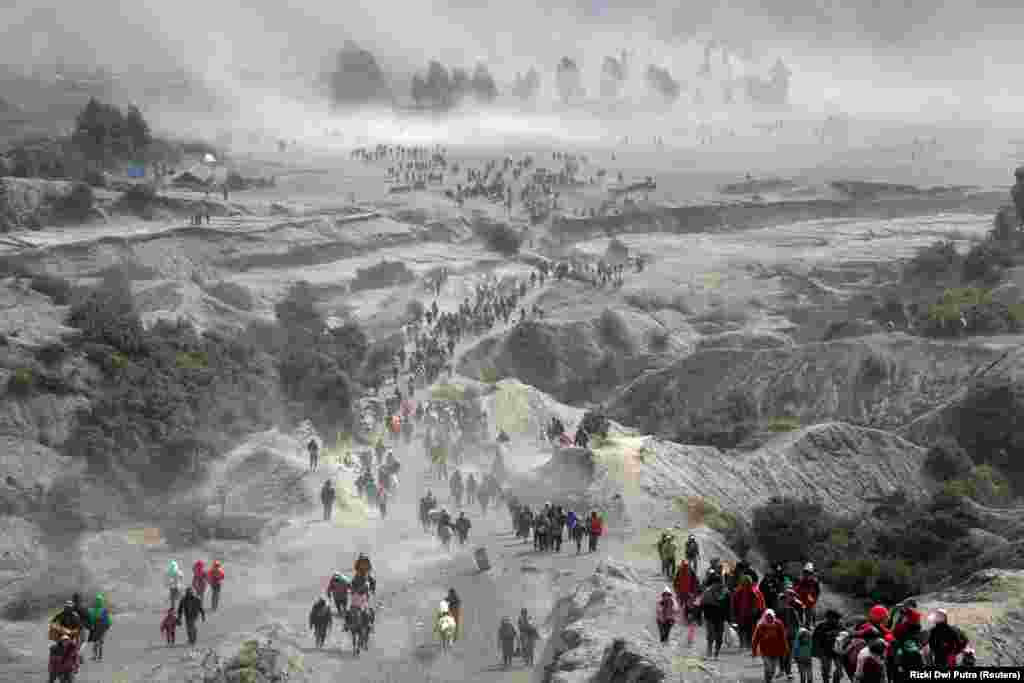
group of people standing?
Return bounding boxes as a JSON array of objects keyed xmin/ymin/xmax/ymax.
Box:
[
  {"xmin": 47, "ymin": 593, "xmax": 112, "ymax": 682},
  {"xmin": 508, "ymin": 499, "xmax": 605, "ymax": 554}
]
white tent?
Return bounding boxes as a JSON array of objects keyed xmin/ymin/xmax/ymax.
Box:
[{"xmin": 203, "ymin": 152, "xmax": 217, "ymax": 164}]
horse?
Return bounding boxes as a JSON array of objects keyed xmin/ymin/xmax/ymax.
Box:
[{"xmin": 345, "ymin": 607, "xmax": 372, "ymax": 656}]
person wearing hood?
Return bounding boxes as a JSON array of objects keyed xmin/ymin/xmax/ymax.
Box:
[
  {"xmin": 795, "ymin": 563, "xmax": 820, "ymax": 626},
  {"xmin": 655, "ymin": 587, "xmax": 681, "ymax": 643},
  {"xmin": 753, "ymin": 609, "xmax": 790, "ymax": 683},
  {"xmin": 159, "ymin": 606, "xmax": 178, "ymax": 646},
  {"xmin": 167, "ymin": 560, "xmax": 184, "ymax": 608},
  {"xmin": 327, "ymin": 572, "xmax": 351, "ymax": 616},
  {"xmin": 673, "ymin": 559, "xmax": 699, "ymax": 609},
  {"xmin": 207, "ymin": 560, "xmax": 225, "ymax": 611},
  {"xmin": 86, "ymin": 593, "xmax": 112, "ymax": 661},
  {"xmin": 192, "ymin": 560, "xmax": 208, "ymax": 607},
  {"xmin": 309, "ymin": 596, "xmax": 333, "ymax": 649},
  {"xmin": 177, "ymin": 587, "xmax": 206, "ymax": 646},
  {"xmin": 48, "ymin": 632, "xmax": 79, "ymax": 683},
  {"xmin": 498, "ymin": 617, "xmax": 518, "ymax": 668},
  {"xmin": 657, "ymin": 532, "xmax": 677, "ymax": 579},
  {"xmin": 320, "ymin": 478, "xmax": 336, "ymax": 521},
  {"xmin": 793, "ymin": 627, "xmax": 814, "ymax": 683},
  {"xmin": 732, "ymin": 574, "xmax": 766, "ymax": 648},
  {"xmin": 928, "ymin": 609, "xmax": 967, "ymax": 669},
  {"xmin": 855, "ymin": 639, "xmax": 888, "ymax": 683},
  {"xmin": 890, "ymin": 602, "xmax": 925, "ymax": 674},
  {"xmin": 70, "ymin": 593, "xmax": 90, "ymax": 643},
  {"xmin": 50, "ymin": 601, "xmax": 82, "ymax": 643}
]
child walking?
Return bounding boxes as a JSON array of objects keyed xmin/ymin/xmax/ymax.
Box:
[
  {"xmin": 160, "ymin": 608, "xmax": 178, "ymax": 646},
  {"xmin": 794, "ymin": 627, "xmax": 814, "ymax": 683}
]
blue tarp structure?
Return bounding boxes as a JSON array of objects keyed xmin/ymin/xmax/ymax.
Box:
[{"xmin": 127, "ymin": 164, "xmax": 146, "ymax": 178}]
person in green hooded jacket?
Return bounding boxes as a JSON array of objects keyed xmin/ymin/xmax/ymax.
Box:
[{"xmin": 86, "ymin": 593, "xmax": 112, "ymax": 661}]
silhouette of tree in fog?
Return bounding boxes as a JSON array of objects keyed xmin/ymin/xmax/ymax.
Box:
[
  {"xmin": 512, "ymin": 67, "xmax": 541, "ymax": 101},
  {"xmin": 644, "ymin": 65, "xmax": 681, "ymax": 102},
  {"xmin": 328, "ymin": 41, "xmax": 392, "ymax": 106},
  {"xmin": 471, "ymin": 63, "xmax": 498, "ymax": 103},
  {"xmin": 556, "ymin": 57, "xmax": 584, "ymax": 104}
]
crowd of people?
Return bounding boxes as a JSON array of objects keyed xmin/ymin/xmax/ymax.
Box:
[
  {"xmin": 650, "ymin": 541, "xmax": 976, "ymax": 682},
  {"xmin": 47, "ymin": 556, "xmax": 225, "ymax": 681}
]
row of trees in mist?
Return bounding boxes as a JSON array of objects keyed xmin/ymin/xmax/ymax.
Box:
[
  {"xmin": 324, "ymin": 40, "xmax": 788, "ymax": 109},
  {"xmin": 410, "ymin": 61, "xmax": 498, "ymax": 108}
]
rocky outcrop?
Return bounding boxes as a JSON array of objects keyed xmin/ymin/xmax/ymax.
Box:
[
  {"xmin": 541, "ymin": 560, "xmax": 672, "ymax": 683},
  {"xmin": 460, "ymin": 310, "xmax": 690, "ymax": 405},
  {"xmin": 608, "ymin": 334, "xmax": 1009, "ymax": 439},
  {"xmin": 147, "ymin": 624, "xmax": 311, "ymax": 682}
]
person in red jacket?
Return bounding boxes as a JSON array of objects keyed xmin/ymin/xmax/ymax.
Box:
[
  {"xmin": 732, "ymin": 574, "xmax": 766, "ymax": 648},
  {"xmin": 752, "ymin": 609, "xmax": 790, "ymax": 683},
  {"xmin": 192, "ymin": 560, "xmax": 208, "ymax": 608},
  {"xmin": 48, "ymin": 632, "xmax": 79, "ymax": 683},
  {"xmin": 207, "ymin": 560, "xmax": 225, "ymax": 612},
  {"xmin": 588, "ymin": 511, "xmax": 603, "ymax": 553},
  {"xmin": 159, "ymin": 607, "xmax": 178, "ymax": 646},
  {"xmin": 794, "ymin": 563, "xmax": 821, "ymax": 626}
]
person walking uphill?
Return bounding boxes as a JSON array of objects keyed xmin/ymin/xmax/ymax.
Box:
[
  {"xmin": 159, "ymin": 607, "xmax": 178, "ymax": 646},
  {"xmin": 732, "ymin": 574, "xmax": 766, "ymax": 649},
  {"xmin": 207, "ymin": 560, "xmax": 225, "ymax": 611},
  {"xmin": 167, "ymin": 560, "xmax": 184, "ymax": 608},
  {"xmin": 308, "ymin": 438, "xmax": 320, "ymax": 472},
  {"xmin": 685, "ymin": 534, "xmax": 700, "ymax": 575},
  {"xmin": 48, "ymin": 632, "xmax": 79, "ymax": 683},
  {"xmin": 812, "ymin": 609, "xmax": 845, "ymax": 683},
  {"xmin": 702, "ymin": 572, "xmax": 731, "ymax": 659},
  {"xmin": 321, "ymin": 479, "xmax": 336, "ymax": 521},
  {"xmin": 498, "ymin": 617, "xmax": 518, "ymax": 669},
  {"xmin": 85, "ymin": 593, "xmax": 112, "ymax": 661},
  {"xmin": 753, "ymin": 609, "xmax": 790, "ymax": 683},
  {"xmin": 795, "ymin": 563, "xmax": 820, "ymax": 626},
  {"xmin": 192, "ymin": 560, "xmax": 208, "ymax": 608},
  {"xmin": 657, "ymin": 531, "xmax": 677, "ymax": 579},
  {"xmin": 177, "ymin": 587, "xmax": 206, "ymax": 647},
  {"xmin": 588, "ymin": 511, "xmax": 603, "ymax": 553},
  {"xmin": 309, "ymin": 597, "xmax": 333, "ymax": 649},
  {"xmin": 655, "ymin": 587, "xmax": 681, "ymax": 644}
]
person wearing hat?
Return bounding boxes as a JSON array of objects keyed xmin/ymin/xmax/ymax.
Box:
[
  {"xmin": 50, "ymin": 601, "xmax": 82, "ymax": 642},
  {"xmin": 795, "ymin": 563, "xmax": 820, "ymax": 626},
  {"xmin": 48, "ymin": 631, "xmax": 80, "ymax": 683},
  {"xmin": 497, "ymin": 616, "xmax": 518, "ymax": 668}
]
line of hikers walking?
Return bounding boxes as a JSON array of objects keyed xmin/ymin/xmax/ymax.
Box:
[{"xmin": 652, "ymin": 533, "xmax": 976, "ymax": 682}]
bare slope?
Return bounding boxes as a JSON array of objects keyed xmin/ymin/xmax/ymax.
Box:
[{"xmin": 607, "ymin": 334, "xmax": 1010, "ymax": 439}]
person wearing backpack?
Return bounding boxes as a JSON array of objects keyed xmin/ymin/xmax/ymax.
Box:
[
  {"xmin": 655, "ymin": 587, "xmax": 681, "ymax": 644},
  {"xmin": 795, "ymin": 563, "xmax": 821, "ymax": 627},
  {"xmin": 685, "ymin": 534, "xmax": 700, "ymax": 575},
  {"xmin": 759, "ymin": 564, "xmax": 787, "ymax": 614},
  {"xmin": 85, "ymin": 593, "xmax": 112, "ymax": 662},
  {"xmin": 588, "ymin": 511, "xmax": 603, "ymax": 553},
  {"xmin": 207, "ymin": 560, "xmax": 225, "ymax": 611},
  {"xmin": 701, "ymin": 572, "xmax": 732, "ymax": 659},
  {"xmin": 732, "ymin": 574, "xmax": 765, "ymax": 648},
  {"xmin": 778, "ymin": 589, "xmax": 805, "ymax": 679},
  {"xmin": 657, "ymin": 532, "xmax": 677, "ymax": 579},
  {"xmin": 812, "ymin": 609, "xmax": 844, "ymax": 683}
]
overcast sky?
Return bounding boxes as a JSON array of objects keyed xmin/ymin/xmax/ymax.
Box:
[{"xmin": 3, "ymin": 1, "xmax": 1023, "ymax": 118}]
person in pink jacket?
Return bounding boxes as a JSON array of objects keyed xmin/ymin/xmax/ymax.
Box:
[{"xmin": 655, "ymin": 587, "xmax": 682, "ymax": 644}]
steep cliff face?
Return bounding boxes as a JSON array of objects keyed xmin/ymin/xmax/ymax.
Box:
[{"xmin": 607, "ymin": 334, "xmax": 1008, "ymax": 439}]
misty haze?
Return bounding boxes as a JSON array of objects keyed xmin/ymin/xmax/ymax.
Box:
[{"xmin": 1, "ymin": 2, "xmax": 1023, "ymax": 682}]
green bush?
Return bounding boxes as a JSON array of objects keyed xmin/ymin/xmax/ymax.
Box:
[
  {"xmin": 924, "ymin": 441, "xmax": 973, "ymax": 480},
  {"xmin": 766, "ymin": 416, "xmax": 800, "ymax": 432},
  {"xmin": 580, "ymin": 411, "xmax": 611, "ymax": 438},
  {"xmin": 54, "ymin": 182, "xmax": 95, "ymax": 221},
  {"xmin": 66, "ymin": 271, "xmax": 145, "ymax": 353},
  {"xmin": 9, "ymin": 367, "xmax": 34, "ymax": 394},
  {"xmin": 28, "ymin": 274, "xmax": 73, "ymax": 305},
  {"xmin": 943, "ymin": 465, "xmax": 1014, "ymax": 506},
  {"xmin": 905, "ymin": 240, "xmax": 961, "ymax": 281},
  {"xmin": 963, "ymin": 241, "xmax": 1013, "ymax": 283},
  {"xmin": 474, "ymin": 220, "xmax": 522, "ymax": 256},
  {"xmin": 952, "ymin": 376, "xmax": 1024, "ymax": 493},
  {"xmin": 479, "ymin": 366, "xmax": 499, "ymax": 384}
]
